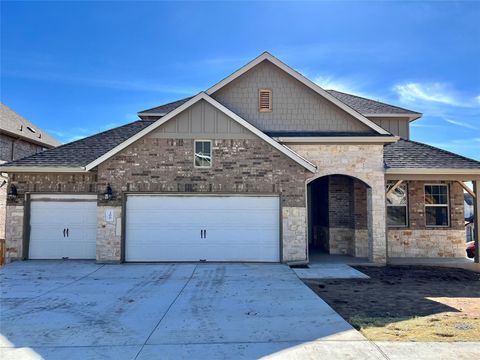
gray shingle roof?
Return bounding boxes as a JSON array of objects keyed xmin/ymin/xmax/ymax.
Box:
[
  {"xmin": 1, "ymin": 120, "xmax": 153, "ymax": 168},
  {"xmin": 326, "ymin": 90, "xmax": 421, "ymax": 116},
  {"xmin": 0, "ymin": 102, "xmax": 60, "ymax": 147},
  {"xmin": 384, "ymin": 139, "xmax": 480, "ymax": 169},
  {"xmin": 138, "ymin": 97, "xmax": 193, "ymax": 116}
]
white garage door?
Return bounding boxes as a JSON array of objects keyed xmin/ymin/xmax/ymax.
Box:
[
  {"xmin": 29, "ymin": 194, "xmax": 97, "ymax": 259},
  {"xmin": 125, "ymin": 195, "xmax": 280, "ymax": 262}
]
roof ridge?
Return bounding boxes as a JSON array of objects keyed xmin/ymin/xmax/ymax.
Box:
[
  {"xmin": 399, "ymin": 138, "xmax": 480, "ymax": 165},
  {"xmin": 326, "ymin": 89, "xmax": 421, "ymax": 115},
  {"xmin": 138, "ymin": 96, "xmax": 194, "ymax": 114}
]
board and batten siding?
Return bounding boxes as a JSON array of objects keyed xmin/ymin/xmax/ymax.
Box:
[
  {"xmin": 148, "ymin": 100, "xmax": 255, "ymax": 140},
  {"xmin": 368, "ymin": 117, "xmax": 410, "ymax": 139},
  {"xmin": 211, "ymin": 60, "xmax": 372, "ymax": 133}
]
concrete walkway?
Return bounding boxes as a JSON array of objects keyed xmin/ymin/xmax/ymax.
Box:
[
  {"xmin": 292, "ymin": 263, "xmax": 370, "ymax": 279},
  {"xmin": 1, "ymin": 261, "xmax": 479, "ymax": 359}
]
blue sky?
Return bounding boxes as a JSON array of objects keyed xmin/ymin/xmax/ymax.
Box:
[{"xmin": 1, "ymin": 1, "xmax": 479, "ymax": 159}]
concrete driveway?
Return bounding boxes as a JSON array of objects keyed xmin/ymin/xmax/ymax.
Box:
[{"xmin": 0, "ymin": 261, "xmax": 383, "ymax": 359}]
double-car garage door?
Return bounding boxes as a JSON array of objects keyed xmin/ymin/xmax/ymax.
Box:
[
  {"xmin": 28, "ymin": 194, "xmax": 280, "ymax": 262},
  {"xmin": 125, "ymin": 195, "xmax": 280, "ymax": 262}
]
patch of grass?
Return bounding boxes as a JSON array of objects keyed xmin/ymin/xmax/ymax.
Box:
[{"xmin": 349, "ymin": 314, "xmax": 480, "ymax": 341}]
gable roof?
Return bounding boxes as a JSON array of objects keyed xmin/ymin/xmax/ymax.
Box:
[
  {"xmin": 1, "ymin": 93, "xmax": 317, "ymax": 173},
  {"xmin": 0, "ymin": 102, "xmax": 60, "ymax": 147},
  {"xmin": 0, "ymin": 120, "xmax": 153, "ymax": 171},
  {"xmin": 205, "ymin": 52, "xmax": 390, "ymax": 135},
  {"xmin": 384, "ymin": 139, "xmax": 480, "ymax": 171},
  {"xmin": 326, "ymin": 90, "xmax": 422, "ymax": 120},
  {"xmin": 86, "ymin": 92, "xmax": 316, "ymax": 173}
]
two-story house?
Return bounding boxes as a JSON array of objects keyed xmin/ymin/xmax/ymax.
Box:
[
  {"xmin": 1, "ymin": 52, "xmax": 478, "ymax": 264},
  {"xmin": 0, "ymin": 103, "xmax": 60, "ymax": 243}
]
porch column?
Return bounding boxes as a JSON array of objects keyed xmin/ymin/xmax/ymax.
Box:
[
  {"xmin": 368, "ymin": 183, "xmax": 387, "ymax": 264},
  {"xmin": 474, "ymin": 181, "xmax": 479, "ymax": 264}
]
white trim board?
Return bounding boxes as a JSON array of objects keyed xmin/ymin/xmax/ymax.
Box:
[
  {"xmin": 206, "ymin": 52, "xmax": 390, "ymax": 135},
  {"xmin": 85, "ymin": 92, "xmax": 317, "ymax": 173}
]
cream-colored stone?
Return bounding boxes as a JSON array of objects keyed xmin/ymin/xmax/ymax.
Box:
[
  {"xmin": 290, "ymin": 143, "xmax": 387, "ymax": 264},
  {"xmin": 282, "ymin": 206, "xmax": 307, "ymax": 262},
  {"xmin": 5, "ymin": 204, "xmax": 24, "ymax": 261},
  {"xmin": 96, "ymin": 206, "xmax": 122, "ymax": 262},
  {"xmin": 388, "ymin": 229, "xmax": 466, "ymax": 258}
]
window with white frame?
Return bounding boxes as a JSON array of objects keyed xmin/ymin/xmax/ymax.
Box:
[
  {"xmin": 194, "ymin": 140, "xmax": 212, "ymax": 168},
  {"xmin": 424, "ymin": 184, "xmax": 449, "ymax": 226},
  {"xmin": 386, "ymin": 181, "xmax": 408, "ymax": 227}
]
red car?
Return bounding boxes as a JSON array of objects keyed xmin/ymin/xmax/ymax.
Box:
[{"xmin": 466, "ymin": 241, "xmax": 476, "ymax": 258}]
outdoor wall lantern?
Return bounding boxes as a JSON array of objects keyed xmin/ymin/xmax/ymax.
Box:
[
  {"xmin": 8, "ymin": 184, "xmax": 18, "ymax": 201},
  {"xmin": 104, "ymin": 183, "xmax": 113, "ymax": 201}
]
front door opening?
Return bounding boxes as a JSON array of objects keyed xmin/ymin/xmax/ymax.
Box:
[{"xmin": 308, "ymin": 175, "xmax": 370, "ymax": 260}]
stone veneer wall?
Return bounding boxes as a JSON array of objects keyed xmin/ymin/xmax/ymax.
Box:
[
  {"xmin": 5, "ymin": 204, "xmax": 24, "ymax": 260},
  {"xmin": 282, "ymin": 207, "xmax": 307, "ymax": 262},
  {"xmin": 290, "ymin": 143, "xmax": 387, "ymax": 263},
  {"xmin": 388, "ymin": 181, "xmax": 465, "ymax": 258},
  {"xmin": 96, "ymin": 206, "xmax": 122, "ymax": 262}
]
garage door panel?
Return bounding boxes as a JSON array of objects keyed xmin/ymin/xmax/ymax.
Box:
[
  {"xmin": 126, "ymin": 195, "xmax": 280, "ymax": 262},
  {"xmin": 29, "ymin": 197, "xmax": 97, "ymax": 260}
]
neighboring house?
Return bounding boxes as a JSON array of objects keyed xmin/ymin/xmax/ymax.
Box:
[
  {"xmin": 464, "ymin": 193, "xmax": 475, "ymax": 242},
  {"xmin": 465, "ymin": 193, "xmax": 474, "ymax": 219},
  {"xmin": 1, "ymin": 52, "xmax": 479, "ymax": 264},
  {"xmin": 0, "ymin": 102, "xmax": 60, "ymax": 240}
]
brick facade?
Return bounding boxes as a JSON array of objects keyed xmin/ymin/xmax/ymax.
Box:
[
  {"xmin": 97, "ymin": 138, "xmax": 306, "ymax": 208},
  {"xmin": 6, "ymin": 137, "xmax": 309, "ymax": 262},
  {"xmin": 387, "ymin": 181, "xmax": 466, "ymax": 258}
]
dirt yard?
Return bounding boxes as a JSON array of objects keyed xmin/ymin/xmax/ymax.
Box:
[{"xmin": 305, "ymin": 266, "xmax": 480, "ymax": 341}]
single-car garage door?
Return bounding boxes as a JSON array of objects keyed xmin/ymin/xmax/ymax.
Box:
[
  {"xmin": 125, "ymin": 195, "xmax": 280, "ymax": 262},
  {"xmin": 29, "ymin": 194, "xmax": 97, "ymax": 259}
]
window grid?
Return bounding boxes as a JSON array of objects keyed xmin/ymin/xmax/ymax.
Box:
[
  {"xmin": 386, "ymin": 181, "xmax": 408, "ymax": 227},
  {"xmin": 194, "ymin": 140, "xmax": 212, "ymax": 168},
  {"xmin": 424, "ymin": 184, "xmax": 450, "ymax": 227}
]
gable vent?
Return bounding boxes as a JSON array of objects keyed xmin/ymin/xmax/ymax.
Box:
[{"xmin": 259, "ymin": 89, "xmax": 272, "ymax": 112}]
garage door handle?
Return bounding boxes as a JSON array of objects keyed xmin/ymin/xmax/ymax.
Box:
[
  {"xmin": 200, "ymin": 229, "xmax": 203, "ymax": 239},
  {"xmin": 204, "ymin": 229, "xmax": 207, "ymax": 238},
  {"xmin": 66, "ymin": 228, "xmax": 69, "ymax": 237},
  {"xmin": 63, "ymin": 228, "xmax": 66, "ymax": 237}
]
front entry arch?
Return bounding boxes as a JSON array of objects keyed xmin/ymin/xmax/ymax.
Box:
[{"xmin": 306, "ymin": 174, "xmax": 378, "ymax": 262}]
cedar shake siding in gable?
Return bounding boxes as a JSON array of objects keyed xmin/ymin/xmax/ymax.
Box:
[{"xmin": 212, "ymin": 60, "xmax": 373, "ymax": 133}]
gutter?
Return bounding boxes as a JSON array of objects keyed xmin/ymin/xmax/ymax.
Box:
[
  {"xmin": 274, "ymin": 136, "xmax": 399, "ymax": 144},
  {"xmin": 0, "ymin": 166, "xmax": 87, "ymax": 173}
]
